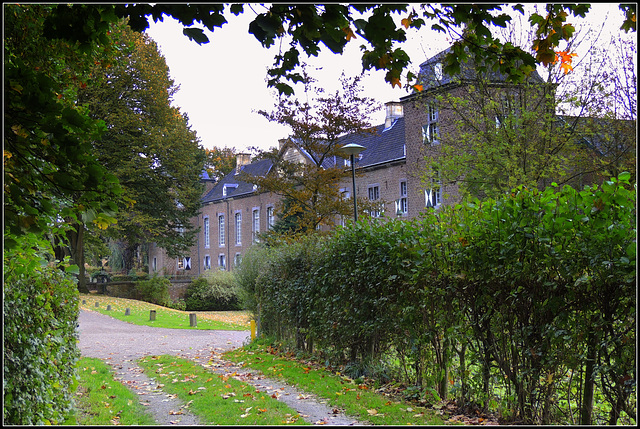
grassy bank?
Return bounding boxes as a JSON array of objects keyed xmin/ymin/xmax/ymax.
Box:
[{"xmin": 79, "ymin": 294, "xmax": 251, "ymax": 330}]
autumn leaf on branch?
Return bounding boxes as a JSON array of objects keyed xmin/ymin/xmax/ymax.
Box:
[{"xmin": 554, "ymin": 50, "xmax": 578, "ymax": 74}]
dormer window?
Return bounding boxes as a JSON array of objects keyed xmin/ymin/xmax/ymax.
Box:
[
  {"xmin": 434, "ymin": 62, "xmax": 443, "ymax": 80},
  {"xmin": 222, "ymin": 184, "xmax": 238, "ymax": 197}
]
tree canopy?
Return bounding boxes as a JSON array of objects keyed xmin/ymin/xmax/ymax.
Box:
[
  {"xmin": 41, "ymin": 4, "xmax": 636, "ymax": 95},
  {"xmin": 241, "ymin": 72, "xmax": 380, "ymax": 234},
  {"xmin": 79, "ymin": 23, "xmax": 206, "ymax": 270},
  {"xmin": 4, "ymin": 4, "xmax": 122, "ymax": 244}
]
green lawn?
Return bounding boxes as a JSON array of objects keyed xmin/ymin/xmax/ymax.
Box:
[
  {"xmin": 137, "ymin": 355, "xmax": 309, "ymax": 425},
  {"xmin": 69, "ymin": 357, "xmax": 157, "ymax": 425},
  {"xmin": 79, "ymin": 294, "xmax": 251, "ymax": 330},
  {"xmin": 224, "ymin": 342, "xmax": 448, "ymax": 425}
]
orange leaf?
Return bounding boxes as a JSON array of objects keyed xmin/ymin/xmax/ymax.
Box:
[
  {"xmin": 412, "ymin": 84, "xmax": 424, "ymax": 92},
  {"xmin": 342, "ymin": 26, "xmax": 356, "ymax": 41},
  {"xmin": 401, "ymin": 17, "xmax": 412, "ymax": 29}
]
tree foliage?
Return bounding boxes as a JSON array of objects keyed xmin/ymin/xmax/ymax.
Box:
[
  {"xmin": 241, "ymin": 72, "xmax": 380, "ymax": 233},
  {"xmin": 423, "ymin": 79, "xmax": 597, "ymax": 199},
  {"xmin": 205, "ymin": 146, "xmax": 237, "ymax": 181},
  {"xmin": 79, "ymin": 23, "xmax": 206, "ymax": 269},
  {"xmin": 40, "ymin": 4, "xmax": 636, "ymax": 96},
  {"xmin": 4, "ymin": 4, "xmax": 122, "ymax": 243}
]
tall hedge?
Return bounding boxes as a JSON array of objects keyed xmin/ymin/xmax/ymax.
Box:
[
  {"xmin": 240, "ymin": 174, "xmax": 636, "ymax": 424},
  {"xmin": 3, "ymin": 232, "xmax": 80, "ymax": 425}
]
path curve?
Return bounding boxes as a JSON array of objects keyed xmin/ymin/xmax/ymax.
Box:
[{"xmin": 77, "ymin": 310, "xmax": 362, "ymax": 425}]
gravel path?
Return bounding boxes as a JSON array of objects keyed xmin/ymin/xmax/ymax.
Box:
[{"xmin": 78, "ymin": 310, "xmax": 362, "ymax": 425}]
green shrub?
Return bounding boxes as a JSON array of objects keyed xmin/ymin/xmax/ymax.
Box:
[
  {"xmin": 167, "ymin": 298, "xmax": 186, "ymax": 311},
  {"xmin": 242, "ymin": 174, "xmax": 636, "ymax": 425},
  {"xmin": 184, "ymin": 270, "xmax": 240, "ymax": 311},
  {"xmin": 135, "ymin": 275, "xmax": 171, "ymax": 307},
  {"xmin": 3, "ymin": 232, "xmax": 80, "ymax": 425},
  {"xmin": 234, "ymin": 244, "xmax": 273, "ymax": 316}
]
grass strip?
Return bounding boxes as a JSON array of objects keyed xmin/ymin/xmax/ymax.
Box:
[
  {"xmin": 138, "ymin": 354, "xmax": 309, "ymax": 425},
  {"xmin": 223, "ymin": 343, "xmax": 448, "ymax": 425},
  {"xmin": 71, "ymin": 357, "xmax": 157, "ymax": 425},
  {"xmin": 79, "ymin": 294, "xmax": 250, "ymax": 330}
]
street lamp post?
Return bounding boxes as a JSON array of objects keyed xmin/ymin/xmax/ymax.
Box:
[{"xmin": 340, "ymin": 143, "xmax": 366, "ymax": 222}]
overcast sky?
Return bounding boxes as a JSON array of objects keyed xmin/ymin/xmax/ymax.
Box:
[{"xmin": 144, "ymin": 4, "xmax": 628, "ymax": 154}]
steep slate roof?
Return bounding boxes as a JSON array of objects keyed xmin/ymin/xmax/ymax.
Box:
[
  {"xmin": 412, "ymin": 47, "xmax": 545, "ymax": 93},
  {"xmin": 201, "ymin": 158, "xmax": 273, "ymax": 204},
  {"xmin": 335, "ymin": 116, "xmax": 406, "ymax": 169},
  {"xmin": 201, "ymin": 116, "xmax": 406, "ymax": 204}
]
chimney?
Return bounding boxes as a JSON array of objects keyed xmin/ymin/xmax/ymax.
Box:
[
  {"xmin": 278, "ymin": 138, "xmax": 288, "ymax": 150},
  {"xmin": 384, "ymin": 101, "xmax": 403, "ymax": 129},
  {"xmin": 235, "ymin": 153, "xmax": 251, "ymax": 171}
]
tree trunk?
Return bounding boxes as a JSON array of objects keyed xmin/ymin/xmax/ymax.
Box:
[
  {"xmin": 66, "ymin": 221, "xmax": 89, "ymax": 294},
  {"xmin": 122, "ymin": 242, "xmax": 137, "ymax": 273},
  {"xmin": 438, "ymin": 335, "xmax": 450, "ymax": 401},
  {"xmin": 458, "ymin": 342, "xmax": 468, "ymax": 404},
  {"xmin": 580, "ymin": 329, "xmax": 596, "ymax": 425}
]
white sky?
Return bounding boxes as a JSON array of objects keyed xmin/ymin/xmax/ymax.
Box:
[{"xmin": 144, "ymin": 4, "xmax": 629, "ymax": 153}]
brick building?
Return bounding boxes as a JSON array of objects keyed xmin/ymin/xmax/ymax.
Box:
[{"xmin": 148, "ymin": 47, "xmax": 616, "ymax": 276}]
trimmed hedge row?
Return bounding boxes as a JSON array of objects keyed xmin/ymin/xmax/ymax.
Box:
[
  {"xmin": 3, "ymin": 233, "xmax": 80, "ymax": 425},
  {"xmin": 237, "ymin": 175, "xmax": 636, "ymax": 424}
]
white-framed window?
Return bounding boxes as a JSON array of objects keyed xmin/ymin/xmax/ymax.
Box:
[
  {"xmin": 234, "ymin": 253, "xmax": 242, "ymax": 267},
  {"xmin": 218, "ymin": 214, "xmax": 225, "ymax": 246},
  {"xmin": 434, "ymin": 62, "xmax": 443, "ymax": 80},
  {"xmin": 235, "ymin": 212, "xmax": 242, "ymax": 245},
  {"xmin": 422, "ymin": 123, "xmax": 439, "ymax": 145},
  {"xmin": 429, "ymin": 101, "xmax": 438, "ymax": 122},
  {"xmin": 425, "ymin": 171, "xmax": 441, "ymax": 208},
  {"xmin": 267, "ymin": 206, "xmax": 275, "ymax": 230},
  {"xmin": 423, "ymin": 100, "xmax": 439, "ymax": 145},
  {"xmin": 222, "ymin": 183, "xmax": 237, "ymax": 197},
  {"xmin": 218, "ymin": 254, "xmax": 226, "ymax": 270},
  {"xmin": 178, "ymin": 257, "xmax": 191, "ymax": 270},
  {"xmin": 203, "ymin": 216, "xmax": 210, "ymax": 248},
  {"xmin": 204, "ymin": 255, "xmax": 211, "ymax": 270},
  {"xmin": 396, "ymin": 180, "xmax": 408, "ymax": 215},
  {"xmin": 252, "ymin": 209, "xmax": 260, "ymax": 242},
  {"xmin": 368, "ymin": 185, "xmax": 381, "ymax": 218}
]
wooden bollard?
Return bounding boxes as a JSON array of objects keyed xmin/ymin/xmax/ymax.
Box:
[
  {"xmin": 125, "ymin": 308, "xmax": 130, "ymax": 316},
  {"xmin": 150, "ymin": 310, "xmax": 156, "ymax": 321},
  {"xmin": 82, "ymin": 299, "xmax": 86, "ymax": 305},
  {"xmin": 189, "ymin": 313, "xmax": 197, "ymax": 327},
  {"xmin": 250, "ymin": 320, "xmax": 256, "ymax": 340},
  {"xmin": 106, "ymin": 305, "xmax": 111, "ymax": 311},
  {"xmin": 95, "ymin": 302, "xmax": 99, "ymax": 307}
]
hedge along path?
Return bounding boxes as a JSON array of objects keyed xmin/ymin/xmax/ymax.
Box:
[{"xmin": 78, "ymin": 310, "xmax": 364, "ymax": 425}]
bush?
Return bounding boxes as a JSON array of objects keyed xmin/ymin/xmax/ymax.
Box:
[
  {"xmin": 184, "ymin": 270, "xmax": 240, "ymax": 311},
  {"xmin": 3, "ymin": 232, "xmax": 80, "ymax": 425},
  {"xmin": 234, "ymin": 244, "xmax": 273, "ymax": 316},
  {"xmin": 135, "ymin": 275, "xmax": 171, "ymax": 307},
  {"xmin": 167, "ymin": 298, "xmax": 186, "ymax": 311}
]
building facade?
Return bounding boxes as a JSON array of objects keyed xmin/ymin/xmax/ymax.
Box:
[{"xmin": 149, "ymin": 47, "xmax": 612, "ymax": 276}]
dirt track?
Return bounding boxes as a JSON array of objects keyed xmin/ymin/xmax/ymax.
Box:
[{"xmin": 77, "ymin": 310, "xmax": 362, "ymax": 425}]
